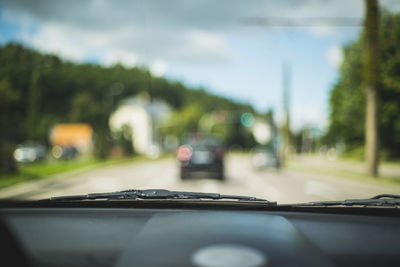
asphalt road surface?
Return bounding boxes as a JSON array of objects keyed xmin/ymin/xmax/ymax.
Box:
[{"xmin": 1, "ymin": 154, "xmax": 399, "ymax": 203}]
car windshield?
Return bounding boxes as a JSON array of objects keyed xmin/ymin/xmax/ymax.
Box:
[{"xmin": 0, "ymin": 0, "xmax": 399, "ymax": 204}]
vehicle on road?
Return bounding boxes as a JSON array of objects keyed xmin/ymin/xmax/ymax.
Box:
[
  {"xmin": 51, "ymin": 145, "xmax": 79, "ymax": 160},
  {"xmin": 251, "ymin": 146, "xmax": 281, "ymax": 169},
  {"xmin": 177, "ymin": 134, "xmax": 225, "ymax": 180},
  {"xmin": 13, "ymin": 143, "xmax": 46, "ymax": 163}
]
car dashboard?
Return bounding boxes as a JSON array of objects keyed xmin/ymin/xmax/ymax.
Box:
[{"xmin": 1, "ymin": 201, "xmax": 400, "ymax": 267}]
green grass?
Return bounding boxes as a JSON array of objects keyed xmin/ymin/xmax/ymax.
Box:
[
  {"xmin": 287, "ymin": 158, "xmax": 400, "ymax": 187},
  {"xmin": 0, "ymin": 156, "xmax": 144, "ymax": 189},
  {"xmin": 340, "ymin": 146, "xmax": 399, "ymax": 163}
]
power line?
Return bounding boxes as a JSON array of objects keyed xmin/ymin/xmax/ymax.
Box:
[{"xmin": 241, "ymin": 17, "xmax": 362, "ymax": 27}]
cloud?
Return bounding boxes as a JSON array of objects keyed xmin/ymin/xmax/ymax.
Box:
[
  {"xmin": 150, "ymin": 59, "xmax": 167, "ymax": 77},
  {"xmin": 1, "ymin": 0, "xmax": 398, "ymax": 72},
  {"xmin": 180, "ymin": 30, "xmax": 231, "ymax": 62},
  {"xmin": 310, "ymin": 26, "xmax": 336, "ymax": 37},
  {"xmin": 0, "ymin": 0, "xmax": 234, "ymax": 66},
  {"xmin": 20, "ymin": 23, "xmax": 86, "ymax": 61},
  {"xmin": 327, "ymin": 45, "xmax": 343, "ymax": 68},
  {"xmin": 0, "ymin": 0, "xmax": 370, "ymax": 65},
  {"xmin": 102, "ymin": 50, "xmax": 139, "ymax": 67}
]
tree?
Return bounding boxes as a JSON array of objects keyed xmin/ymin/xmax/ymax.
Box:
[
  {"xmin": 26, "ymin": 67, "xmax": 41, "ymax": 140},
  {"xmin": 69, "ymin": 91, "xmax": 111, "ymax": 159},
  {"xmin": 364, "ymin": 0, "xmax": 380, "ymax": 176},
  {"xmin": 326, "ymin": 8, "xmax": 400, "ymax": 165},
  {"xmin": 0, "ymin": 79, "xmax": 20, "ymax": 173}
]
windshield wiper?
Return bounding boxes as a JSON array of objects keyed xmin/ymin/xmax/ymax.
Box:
[
  {"xmin": 287, "ymin": 194, "xmax": 400, "ymax": 207},
  {"xmin": 41, "ymin": 189, "xmax": 273, "ymax": 203}
]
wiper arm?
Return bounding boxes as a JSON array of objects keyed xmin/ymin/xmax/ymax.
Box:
[
  {"xmin": 288, "ymin": 194, "xmax": 400, "ymax": 207},
  {"xmin": 41, "ymin": 189, "xmax": 273, "ymax": 203}
]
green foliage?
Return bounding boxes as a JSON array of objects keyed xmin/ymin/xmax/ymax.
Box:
[
  {"xmin": 0, "ymin": 79, "xmax": 20, "ymax": 173},
  {"xmin": 0, "ymin": 79, "xmax": 19, "ymax": 105},
  {"xmin": 0, "ymin": 156, "xmax": 139, "ymax": 189},
  {"xmin": 325, "ymin": 10, "xmax": 400, "ymax": 158}
]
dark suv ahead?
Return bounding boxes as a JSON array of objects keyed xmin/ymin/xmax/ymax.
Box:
[{"xmin": 176, "ymin": 135, "xmax": 224, "ymax": 180}]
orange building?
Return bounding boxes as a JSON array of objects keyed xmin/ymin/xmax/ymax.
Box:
[{"xmin": 50, "ymin": 123, "xmax": 93, "ymax": 153}]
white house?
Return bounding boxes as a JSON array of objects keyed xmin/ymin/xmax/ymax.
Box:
[{"xmin": 109, "ymin": 96, "xmax": 171, "ymax": 157}]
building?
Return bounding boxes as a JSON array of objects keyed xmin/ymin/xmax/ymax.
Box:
[
  {"xmin": 49, "ymin": 123, "xmax": 94, "ymax": 155},
  {"xmin": 109, "ymin": 96, "xmax": 171, "ymax": 157}
]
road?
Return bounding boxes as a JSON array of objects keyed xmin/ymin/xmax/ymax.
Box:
[{"xmin": 1, "ymin": 154, "xmax": 399, "ymax": 203}]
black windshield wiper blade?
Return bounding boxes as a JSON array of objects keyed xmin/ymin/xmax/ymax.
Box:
[
  {"xmin": 41, "ymin": 189, "xmax": 273, "ymax": 203},
  {"xmin": 287, "ymin": 194, "xmax": 400, "ymax": 207}
]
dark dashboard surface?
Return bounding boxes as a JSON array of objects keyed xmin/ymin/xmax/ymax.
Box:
[{"xmin": 1, "ymin": 206, "xmax": 400, "ymax": 267}]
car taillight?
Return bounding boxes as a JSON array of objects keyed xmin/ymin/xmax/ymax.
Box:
[{"xmin": 176, "ymin": 145, "xmax": 193, "ymax": 162}]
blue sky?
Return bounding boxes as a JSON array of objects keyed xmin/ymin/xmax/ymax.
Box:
[{"xmin": 1, "ymin": 0, "xmax": 399, "ymax": 131}]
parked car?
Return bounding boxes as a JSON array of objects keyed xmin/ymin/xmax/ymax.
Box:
[
  {"xmin": 51, "ymin": 145, "xmax": 79, "ymax": 160},
  {"xmin": 251, "ymin": 146, "xmax": 280, "ymax": 169},
  {"xmin": 177, "ymin": 135, "xmax": 225, "ymax": 180},
  {"xmin": 13, "ymin": 143, "xmax": 46, "ymax": 163}
]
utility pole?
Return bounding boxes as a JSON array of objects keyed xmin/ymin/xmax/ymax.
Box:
[
  {"xmin": 364, "ymin": 0, "xmax": 380, "ymax": 177},
  {"xmin": 281, "ymin": 62, "xmax": 291, "ymax": 165}
]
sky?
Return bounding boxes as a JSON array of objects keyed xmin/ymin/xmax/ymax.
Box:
[{"xmin": 1, "ymin": 0, "xmax": 399, "ymax": 132}]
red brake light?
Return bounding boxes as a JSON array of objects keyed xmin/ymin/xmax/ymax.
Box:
[{"xmin": 177, "ymin": 145, "xmax": 192, "ymax": 161}]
